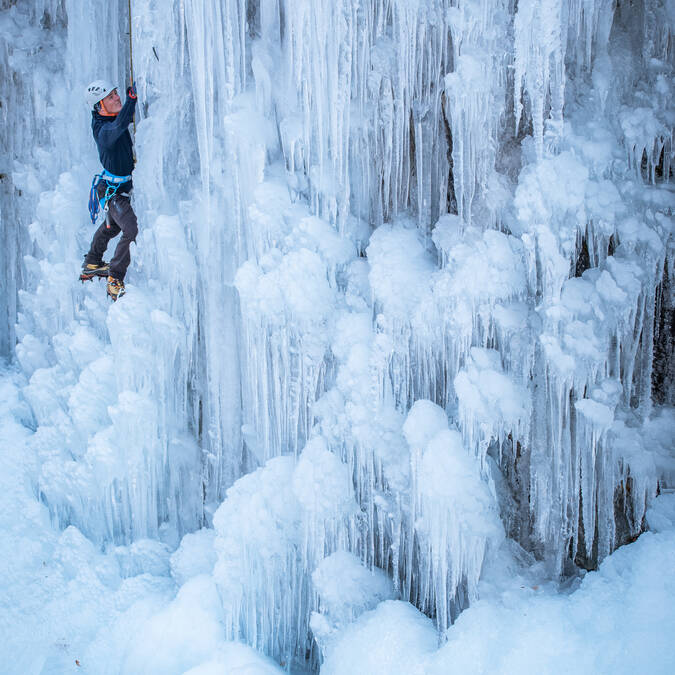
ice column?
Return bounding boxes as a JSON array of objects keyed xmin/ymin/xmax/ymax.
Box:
[
  {"xmin": 444, "ymin": 0, "xmax": 509, "ymax": 224},
  {"xmin": 0, "ymin": 2, "xmax": 68, "ymax": 355},
  {"xmin": 212, "ymin": 439, "xmax": 358, "ymax": 668},
  {"xmin": 274, "ymin": 0, "xmax": 457, "ymax": 230}
]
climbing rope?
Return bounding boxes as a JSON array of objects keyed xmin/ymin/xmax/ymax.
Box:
[{"xmin": 127, "ymin": 0, "xmax": 136, "ymax": 160}]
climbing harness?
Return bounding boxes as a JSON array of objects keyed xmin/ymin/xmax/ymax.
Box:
[{"xmin": 88, "ymin": 169, "xmax": 132, "ymax": 225}]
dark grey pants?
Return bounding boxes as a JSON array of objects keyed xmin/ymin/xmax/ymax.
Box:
[{"xmin": 85, "ymin": 193, "xmax": 138, "ymax": 281}]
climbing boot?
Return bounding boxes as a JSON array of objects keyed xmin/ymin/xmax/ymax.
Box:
[
  {"xmin": 80, "ymin": 260, "xmax": 109, "ymax": 281},
  {"xmin": 106, "ymin": 276, "xmax": 125, "ymax": 301}
]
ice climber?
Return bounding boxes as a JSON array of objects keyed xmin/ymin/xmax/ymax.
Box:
[{"xmin": 80, "ymin": 80, "xmax": 138, "ymax": 301}]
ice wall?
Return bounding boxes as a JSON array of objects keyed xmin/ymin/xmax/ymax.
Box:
[
  {"xmin": 0, "ymin": 2, "xmax": 62, "ymax": 355},
  {"xmin": 1, "ymin": 0, "xmax": 673, "ymax": 671}
]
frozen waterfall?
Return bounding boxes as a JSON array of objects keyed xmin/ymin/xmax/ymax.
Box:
[{"xmin": 0, "ymin": 0, "xmax": 673, "ymax": 672}]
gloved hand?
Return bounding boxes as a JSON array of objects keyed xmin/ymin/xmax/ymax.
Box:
[{"xmin": 127, "ymin": 83, "xmax": 137, "ymax": 100}]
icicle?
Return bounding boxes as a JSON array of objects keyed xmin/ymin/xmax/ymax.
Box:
[{"xmin": 212, "ymin": 438, "xmax": 358, "ymax": 667}]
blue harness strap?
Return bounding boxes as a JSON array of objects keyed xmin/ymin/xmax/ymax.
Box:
[{"xmin": 88, "ymin": 170, "xmax": 132, "ymax": 224}]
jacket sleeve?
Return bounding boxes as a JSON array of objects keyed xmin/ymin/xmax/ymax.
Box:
[{"xmin": 94, "ymin": 97, "xmax": 137, "ymax": 150}]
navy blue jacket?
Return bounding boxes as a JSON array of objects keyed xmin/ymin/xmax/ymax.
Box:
[{"xmin": 92, "ymin": 95, "xmax": 137, "ymax": 192}]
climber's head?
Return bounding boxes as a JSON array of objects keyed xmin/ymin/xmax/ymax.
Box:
[
  {"xmin": 85, "ymin": 80, "xmax": 121, "ymax": 114},
  {"xmin": 98, "ymin": 88, "xmax": 122, "ymax": 115}
]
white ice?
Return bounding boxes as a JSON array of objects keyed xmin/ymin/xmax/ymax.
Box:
[{"xmin": 0, "ymin": 0, "xmax": 673, "ymax": 673}]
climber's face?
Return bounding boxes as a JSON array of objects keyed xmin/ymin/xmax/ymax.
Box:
[{"xmin": 101, "ymin": 88, "xmax": 122, "ymax": 114}]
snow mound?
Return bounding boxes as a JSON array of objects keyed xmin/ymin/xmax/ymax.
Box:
[
  {"xmin": 170, "ymin": 528, "xmax": 218, "ymax": 586},
  {"xmin": 321, "ymin": 600, "xmax": 437, "ymax": 675},
  {"xmin": 182, "ymin": 642, "xmax": 282, "ymax": 675},
  {"xmin": 121, "ymin": 576, "xmax": 225, "ymax": 675},
  {"xmin": 312, "ymin": 551, "xmax": 395, "ymax": 625},
  {"xmin": 311, "ymin": 551, "xmax": 396, "ymax": 660}
]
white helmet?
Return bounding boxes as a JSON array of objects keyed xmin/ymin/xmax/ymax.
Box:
[{"xmin": 85, "ymin": 80, "xmax": 116, "ymax": 108}]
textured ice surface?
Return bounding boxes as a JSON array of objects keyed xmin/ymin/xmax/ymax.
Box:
[
  {"xmin": 1, "ymin": 0, "xmax": 674, "ymax": 672},
  {"xmin": 211, "ymin": 444, "xmax": 358, "ymax": 664},
  {"xmin": 321, "ymin": 496, "xmax": 675, "ymax": 675}
]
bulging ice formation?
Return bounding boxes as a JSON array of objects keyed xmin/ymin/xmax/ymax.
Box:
[{"xmin": 0, "ymin": 0, "xmax": 673, "ymax": 671}]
